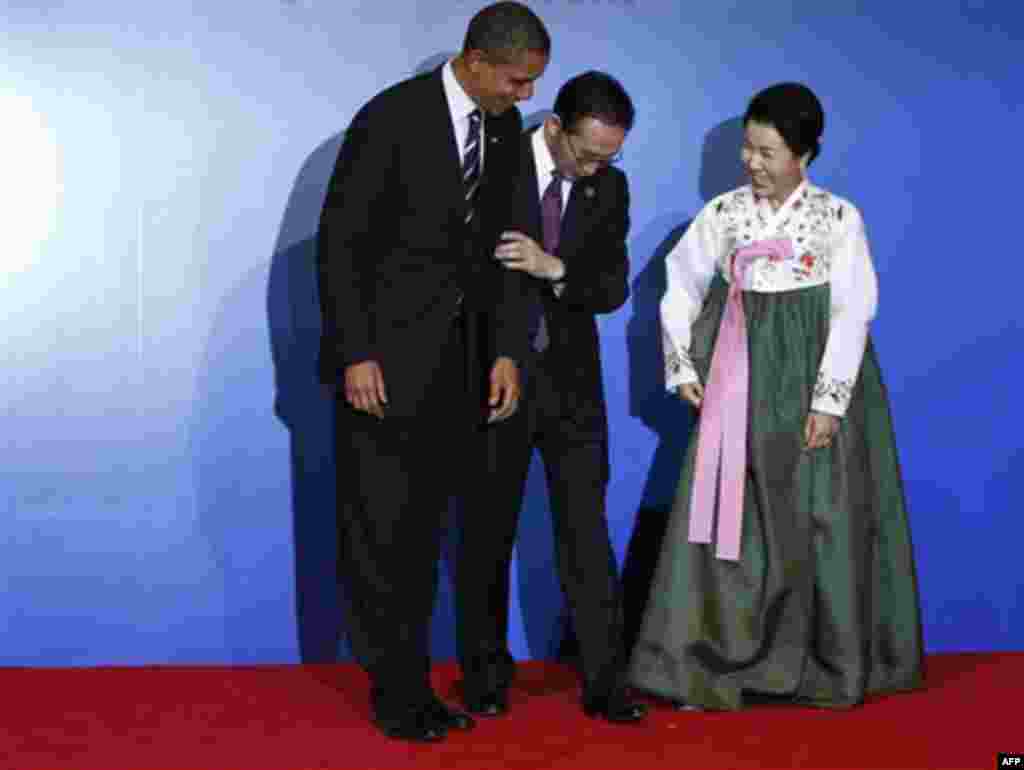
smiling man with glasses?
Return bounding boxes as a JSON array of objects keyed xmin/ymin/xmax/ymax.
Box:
[{"xmin": 457, "ymin": 70, "xmax": 645, "ymax": 725}]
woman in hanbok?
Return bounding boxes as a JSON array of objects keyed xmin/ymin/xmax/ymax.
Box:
[{"xmin": 628, "ymin": 83, "xmax": 924, "ymax": 710}]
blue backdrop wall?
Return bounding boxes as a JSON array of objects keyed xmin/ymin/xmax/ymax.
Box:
[{"xmin": 2, "ymin": 0, "xmax": 1020, "ymax": 666}]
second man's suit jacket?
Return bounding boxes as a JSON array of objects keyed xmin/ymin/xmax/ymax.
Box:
[
  {"xmin": 317, "ymin": 66, "xmax": 529, "ymax": 417},
  {"xmin": 513, "ymin": 129, "xmax": 631, "ymax": 432}
]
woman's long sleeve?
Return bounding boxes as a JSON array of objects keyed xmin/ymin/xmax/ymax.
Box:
[
  {"xmin": 811, "ymin": 204, "xmax": 879, "ymax": 416},
  {"xmin": 660, "ymin": 207, "xmax": 720, "ymax": 391}
]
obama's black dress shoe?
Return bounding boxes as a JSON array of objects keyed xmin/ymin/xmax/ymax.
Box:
[
  {"xmin": 427, "ymin": 698, "xmax": 476, "ymax": 731},
  {"xmin": 374, "ymin": 705, "xmax": 447, "ymax": 743}
]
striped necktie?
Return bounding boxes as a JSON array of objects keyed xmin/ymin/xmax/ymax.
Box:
[{"xmin": 463, "ymin": 109, "xmax": 482, "ymax": 225}]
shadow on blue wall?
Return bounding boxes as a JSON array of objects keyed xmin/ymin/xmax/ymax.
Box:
[
  {"xmin": 620, "ymin": 117, "xmax": 747, "ymax": 651},
  {"xmin": 268, "ymin": 132, "xmax": 348, "ymax": 663},
  {"xmin": 515, "ymin": 455, "xmax": 571, "ymax": 661}
]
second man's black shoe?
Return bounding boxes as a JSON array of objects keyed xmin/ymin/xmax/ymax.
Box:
[
  {"xmin": 463, "ymin": 689, "xmax": 509, "ymax": 717},
  {"xmin": 582, "ymin": 691, "xmax": 648, "ymax": 724}
]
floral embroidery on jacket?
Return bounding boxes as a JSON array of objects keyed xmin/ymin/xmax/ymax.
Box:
[
  {"xmin": 712, "ymin": 185, "xmax": 840, "ymax": 292},
  {"xmin": 665, "ymin": 344, "xmax": 696, "ymax": 384},
  {"xmin": 813, "ymin": 372, "xmax": 854, "ymax": 409},
  {"xmin": 665, "ymin": 347, "xmax": 683, "ymax": 378}
]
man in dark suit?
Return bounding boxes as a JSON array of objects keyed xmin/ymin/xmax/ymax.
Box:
[
  {"xmin": 316, "ymin": 2, "xmax": 549, "ymax": 743},
  {"xmin": 456, "ymin": 71, "xmax": 646, "ymax": 724}
]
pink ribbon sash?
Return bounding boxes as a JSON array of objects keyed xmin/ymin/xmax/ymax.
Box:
[{"xmin": 687, "ymin": 238, "xmax": 794, "ymax": 561}]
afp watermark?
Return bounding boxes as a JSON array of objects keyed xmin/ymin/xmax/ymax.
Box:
[{"xmin": 998, "ymin": 754, "xmax": 1023, "ymax": 768}]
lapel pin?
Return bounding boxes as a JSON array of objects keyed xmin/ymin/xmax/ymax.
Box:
[{"xmin": 584, "ymin": 186, "xmax": 596, "ymax": 199}]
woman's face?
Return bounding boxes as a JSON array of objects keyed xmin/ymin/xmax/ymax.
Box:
[{"xmin": 741, "ymin": 120, "xmax": 807, "ymax": 207}]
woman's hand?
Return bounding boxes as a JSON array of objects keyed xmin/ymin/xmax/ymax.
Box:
[
  {"xmin": 679, "ymin": 382, "xmax": 705, "ymax": 409},
  {"xmin": 803, "ymin": 410, "xmax": 839, "ymax": 450}
]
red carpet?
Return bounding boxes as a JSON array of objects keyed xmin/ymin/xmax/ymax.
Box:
[{"xmin": 0, "ymin": 654, "xmax": 1017, "ymax": 769}]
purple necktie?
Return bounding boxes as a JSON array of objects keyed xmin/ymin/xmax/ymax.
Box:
[
  {"xmin": 541, "ymin": 172, "xmax": 562, "ymax": 253},
  {"xmin": 535, "ymin": 172, "xmax": 562, "ymax": 351}
]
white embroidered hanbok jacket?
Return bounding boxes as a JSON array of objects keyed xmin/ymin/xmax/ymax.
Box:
[{"xmin": 661, "ymin": 181, "xmax": 878, "ymax": 417}]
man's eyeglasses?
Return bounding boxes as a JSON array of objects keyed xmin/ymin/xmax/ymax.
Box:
[{"xmin": 564, "ymin": 131, "xmax": 624, "ymax": 169}]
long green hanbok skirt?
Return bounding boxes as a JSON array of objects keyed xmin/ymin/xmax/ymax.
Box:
[{"xmin": 628, "ymin": 276, "xmax": 924, "ymax": 709}]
